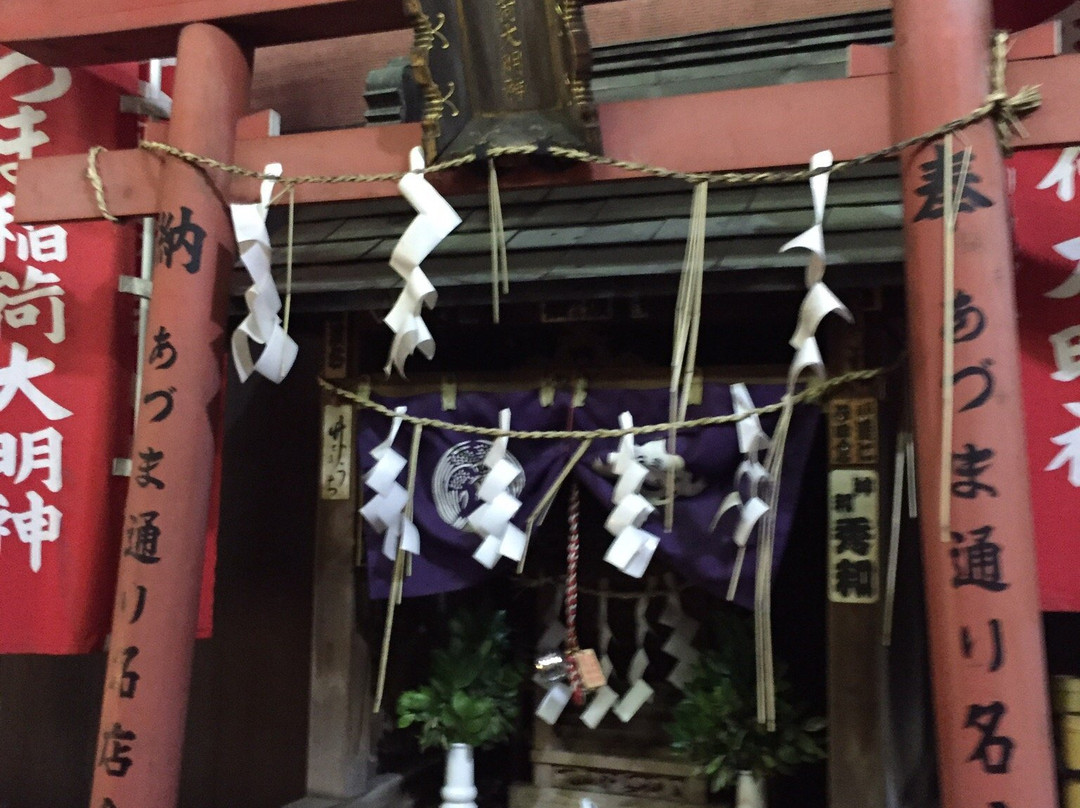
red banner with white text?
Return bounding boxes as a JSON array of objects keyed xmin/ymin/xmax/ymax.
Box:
[
  {"xmin": 1009, "ymin": 148, "xmax": 1080, "ymax": 612},
  {"xmin": 0, "ymin": 52, "xmax": 216, "ymax": 653}
]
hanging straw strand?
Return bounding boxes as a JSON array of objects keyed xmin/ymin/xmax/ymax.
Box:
[{"xmin": 373, "ymin": 422, "xmax": 424, "ymax": 713}]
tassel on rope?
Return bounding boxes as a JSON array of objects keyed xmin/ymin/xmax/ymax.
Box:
[
  {"xmin": 666, "ymin": 181, "xmax": 708, "ymax": 530},
  {"xmin": 489, "ymin": 158, "xmax": 509, "ymax": 324},
  {"xmin": 565, "ymin": 481, "xmax": 585, "ymax": 705}
]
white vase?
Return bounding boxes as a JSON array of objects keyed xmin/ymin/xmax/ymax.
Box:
[
  {"xmin": 441, "ymin": 743, "xmax": 478, "ymax": 808},
  {"xmin": 735, "ymin": 770, "xmax": 766, "ymax": 808}
]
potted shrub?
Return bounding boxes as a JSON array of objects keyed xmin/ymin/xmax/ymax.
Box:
[
  {"xmin": 667, "ymin": 613, "xmax": 826, "ymax": 808},
  {"xmin": 397, "ymin": 609, "xmax": 523, "ymax": 808}
]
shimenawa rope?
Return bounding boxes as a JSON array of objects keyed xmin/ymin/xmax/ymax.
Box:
[
  {"xmin": 83, "ymin": 32, "xmax": 1037, "ymax": 222},
  {"xmin": 318, "ymin": 365, "xmax": 892, "ymax": 440}
]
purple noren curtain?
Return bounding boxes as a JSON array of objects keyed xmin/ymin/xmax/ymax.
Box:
[{"xmin": 359, "ymin": 383, "xmax": 819, "ymax": 607}]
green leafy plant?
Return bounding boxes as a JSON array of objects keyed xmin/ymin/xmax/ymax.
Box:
[
  {"xmin": 667, "ymin": 611, "xmax": 826, "ymax": 793},
  {"xmin": 397, "ymin": 609, "xmax": 523, "ymax": 751}
]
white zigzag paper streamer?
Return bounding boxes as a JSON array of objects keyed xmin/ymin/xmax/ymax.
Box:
[
  {"xmin": 780, "ymin": 151, "xmax": 850, "ymax": 412},
  {"xmin": 468, "ymin": 409, "xmax": 527, "ymax": 568},
  {"xmin": 602, "ymin": 412, "xmax": 660, "ymax": 578},
  {"xmin": 383, "ymin": 146, "xmax": 462, "ymax": 376},
  {"xmin": 714, "ymin": 383, "xmax": 773, "ymax": 600},
  {"xmin": 360, "ymin": 407, "xmax": 421, "ymax": 561},
  {"xmin": 229, "ymin": 163, "xmax": 299, "ymax": 383},
  {"xmin": 659, "ymin": 576, "xmax": 700, "ymax": 691},
  {"xmin": 626, "ymin": 591, "xmax": 650, "ymax": 685},
  {"xmin": 756, "ymin": 149, "xmax": 854, "ymax": 728},
  {"xmin": 780, "ymin": 150, "xmax": 854, "ymax": 349},
  {"xmin": 579, "ymin": 581, "xmax": 617, "ymax": 729}
]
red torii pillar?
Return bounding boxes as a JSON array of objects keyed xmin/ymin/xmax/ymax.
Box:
[
  {"xmin": 894, "ymin": 1, "xmax": 1057, "ymax": 807},
  {"xmin": 89, "ymin": 24, "xmax": 249, "ymax": 808}
]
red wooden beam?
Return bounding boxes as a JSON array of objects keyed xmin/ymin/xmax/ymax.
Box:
[
  {"xmin": 0, "ymin": 0, "xmax": 623, "ymax": 66},
  {"xmin": 6, "ymin": 0, "xmax": 1047, "ymax": 68},
  {"xmin": 16, "ymin": 51, "xmax": 1080, "ymax": 225},
  {"xmin": 848, "ymin": 21, "xmax": 1062, "ymax": 78}
]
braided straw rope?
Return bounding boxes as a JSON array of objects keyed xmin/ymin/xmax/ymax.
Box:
[
  {"xmin": 129, "ymin": 82, "xmax": 1038, "ymax": 189},
  {"xmin": 319, "ymin": 365, "xmax": 891, "ymax": 440},
  {"xmin": 86, "ymin": 146, "xmax": 120, "ymax": 222},
  {"xmin": 83, "ymin": 32, "xmax": 1037, "ymax": 221}
]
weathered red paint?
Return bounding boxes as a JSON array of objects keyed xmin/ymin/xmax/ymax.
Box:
[
  {"xmin": 847, "ymin": 21, "xmax": 1062, "ymax": 78},
  {"xmin": 893, "ymin": 2, "xmax": 1058, "ymax": 807},
  {"xmin": 88, "ymin": 23, "xmax": 250, "ymax": 808},
  {"xmin": 0, "ymin": 0, "xmax": 628, "ymax": 66},
  {"xmin": 16, "ymin": 50, "xmax": 1080, "ymax": 224}
]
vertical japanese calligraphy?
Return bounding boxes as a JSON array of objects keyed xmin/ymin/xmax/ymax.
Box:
[
  {"xmin": 87, "ymin": 26, "xmax": 250, "ymax": 808},
  {"xmin": 0, "ymin": 50, "xmax": 140, "ymax": 654},
  {"xmin": 913, "ymin": 145, "xmax": 994, "ymax": 222},
  {"xmin": 827, "ymin": 397, "xmax": 880, "ymax": 604},
  {"xmin": 155, "ymin": 207, "xmax": 205, "ymax": 274},
  {"xmin": 320, "ymin": 404, "xmax": 353, "ymax": 500},
  {"xmin": 97, "ymin": 723, "xmax": 136, "ymax": 777},
  {"xmin": 1011, "ymin": 147, "xmax": 1080, "ymax": 611},
  {"xmin": 828, "ymin": 469, "xmax": 880, "ymax": 603},
  {"xmin": 894, "ymin": 7, "xmax": 1058, "ymax": 807}
]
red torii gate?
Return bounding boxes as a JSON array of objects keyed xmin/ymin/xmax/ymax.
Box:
[{"xmin": 2, "ymin": 2, "xmax": 1068, "ymax": 808}]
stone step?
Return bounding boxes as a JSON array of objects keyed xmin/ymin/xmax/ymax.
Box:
[
  {"xmin": 282, "ymin": 773, "xmax": 415, "ymax": 808},
  {"xmin": 509, "ymin": 783, "xmax": 702, "ymax": 808}
]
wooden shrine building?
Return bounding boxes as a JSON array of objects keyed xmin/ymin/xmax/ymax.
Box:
[{"xmin": 0, "ymin": 1, "xmax": 1079, "ymax": 808}]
